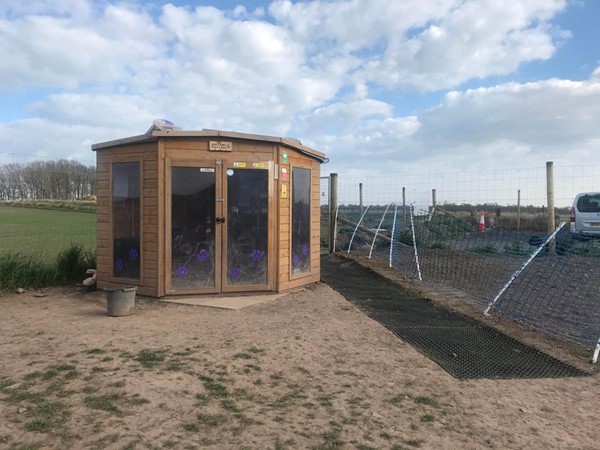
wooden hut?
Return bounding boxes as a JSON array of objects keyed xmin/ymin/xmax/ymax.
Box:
[{"xmin": 92, "ymin": 123, "xmax": 327, "ymax": 297}]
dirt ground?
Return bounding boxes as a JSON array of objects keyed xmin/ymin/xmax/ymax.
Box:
[{"xmin": 0, "ymin": 278, "xmax": 599, "ymax": 450}]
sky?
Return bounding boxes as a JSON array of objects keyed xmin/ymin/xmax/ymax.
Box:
[{"xmin": 1, "ymin": 0, "xmax": 600, "ymax": 189}]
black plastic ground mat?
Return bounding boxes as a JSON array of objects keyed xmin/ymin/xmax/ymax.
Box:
[{"xmin": 320, "ymin": 255, "xmax": 588, "ymax": 380}]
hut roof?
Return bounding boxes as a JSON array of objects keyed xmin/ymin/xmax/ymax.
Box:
[{"xmin": 92, "ymin": 128, "xmax": 327, "ymax": 163}]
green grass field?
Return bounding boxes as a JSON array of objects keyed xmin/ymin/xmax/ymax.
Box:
[{"xmin": 0, "ymin": 206, "xmax": 96, "ymax": 259}]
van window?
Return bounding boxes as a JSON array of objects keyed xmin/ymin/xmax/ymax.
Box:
[{"xmin": 577, "ymin": 195, "xmax": 600, "ymax": 213}]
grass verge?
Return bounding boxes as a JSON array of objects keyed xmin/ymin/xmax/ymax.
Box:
[{"xmin": 0, "ymin": 244, "xmax": 95, "ymax": 291}]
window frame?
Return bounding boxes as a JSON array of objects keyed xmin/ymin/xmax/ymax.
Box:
[
  {"xmin": 289, "ymin": 164, "xmax": 312, "ymax": 279},
  {"xmin": 110, "ymin": 158, "xmax": 143, "ymax": 283}
]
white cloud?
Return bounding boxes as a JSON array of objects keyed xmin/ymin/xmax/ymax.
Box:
[
  {"xmin": 418, "ymin": 77, "xmax": 600, "ymax": 152},
  {"xmin": 0, "ymin": 0, "xmax": 93, "ymax": 20},
  {"xmin": 312, "ymin": 68, "xmax": 600, "ymax": 177},
  {"xmin": 270, "ymin": 0, "xmax": 569, "ymax": 91},
  {"xmin": 0, "ymin": 1, "xmax": 346, "ymax": 142},
  {"xmin": 297, "ymin": 98, "xmax": 393, "ymax": 135},
  {"xmin": 269, "ymin": 0, "xmax": 457, "ymax": 51},
  {"xmin": 0, "ymin": 0, "xmax": 596, "ymax": 189},
  {"xmin": 0, "ymin": 3, "xmax": 164, "ymax": 90},
  {"xmin": 29, "ymin": 93, "xmax": 158, "ymax": 128},
  {"xmin": 0, "ymin": 118, "xmax": 100, "ymax": 164}
]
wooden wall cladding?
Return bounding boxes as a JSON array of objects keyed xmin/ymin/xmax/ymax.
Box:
[{"xmin": 96, "ymin": 135, "xmax": 323, "ymax": 297}]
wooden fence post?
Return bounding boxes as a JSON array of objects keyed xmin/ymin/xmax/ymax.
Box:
[
  {"xmin": 517, "ymin": 189, "xmax": 521, "ymax": 231},
  {"xmin": 329, "ymin": 173, "xmax": 338, "ymax": 253},
  {"xmin": 546, "ymin": 161, "xmax": 556, "ymax": 255},
  {"xmin": 359, "ymin": 182, "xmax": 363, "ymax": 214},
  {"xmin": 402, "ymin": 187, "xmax": 406, "ymax": 222}
]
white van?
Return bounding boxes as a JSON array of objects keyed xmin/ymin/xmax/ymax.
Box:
[{"xmin": 570, "ymin": 192, "xmax": 600, "ymax": 238}]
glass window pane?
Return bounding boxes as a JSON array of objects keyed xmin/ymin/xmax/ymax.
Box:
[
  {"xmin": 112, "ymin": 162, "xmax": 140, "ymax": 279},
  {"xmin": 227, "ymin": 169, "xmax": 268, "ymax": 286},
  {"xmin": 292, "ymin": 167, "xmax": 311, "ymax": 275},
  {"xmin": 171, "ymin": 167, "xmax": 216, "ymax": 289}
]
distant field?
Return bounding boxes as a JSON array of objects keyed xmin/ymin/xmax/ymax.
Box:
[{"xmin": 0, "ymin": 206, "xmax": 96, "ymax": 259}]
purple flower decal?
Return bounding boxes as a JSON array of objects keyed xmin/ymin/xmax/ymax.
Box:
[
  {"xmin": 229, "ymin": 267, "xmax": 242, "ymax": 280},
  {"xmin": 301, "ymin": 244, "xmax": 308, "ymax": 256},
  {"xmin": 292, "ymin": 254, "xmax": 301, "ymax": 266},
  {"xmin": 251, "ymin": 249, "xmax": 264, "ymax": 262},
  {"xmin": 115, "ymin": 259, "xmax": 124, "ymax": 271},
  {"xmin": 196, "ymin": 249, "xmax": 210, "ymax": 262},
  {"xmin": 175, "ymin": 265, "xmax": 189, "ymax": 278},
  {"xmin": 129, "ymin": 248, "xmax": 138, "ymax": 261}
]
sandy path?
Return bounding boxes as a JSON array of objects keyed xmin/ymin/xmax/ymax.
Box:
[{"xmin": 0, "ymin": 283, "xmax": 598, "ymax": 450}]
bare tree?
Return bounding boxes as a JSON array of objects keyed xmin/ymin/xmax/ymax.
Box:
[{"xmin": 0, "ymin": 160, "xmax": 96, "ymax": 200}]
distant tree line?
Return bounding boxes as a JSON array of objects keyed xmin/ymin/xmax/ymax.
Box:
[{"xmin": 0, "ymin": 160, "xmax": 96, "ymax": 201}]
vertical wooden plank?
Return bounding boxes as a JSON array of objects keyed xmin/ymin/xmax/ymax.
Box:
[
  {"xmin": 163, "ymin": 155, "xmax": 173, "ymax": 295},
  {"xmin": 157, "ymin": 139, "xmax": 166, "ymax": 296}
]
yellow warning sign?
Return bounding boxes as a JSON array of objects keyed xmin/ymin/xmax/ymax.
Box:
[
  {"xmin": 253, "ymin": 163, "xmax": 265, "ymax": 168},
  {"xmin": 281, "ymin": 184, "xmax": 288, "ymax": 199},
  {"xmin": 233, "ymin": 162, "xmax": 246, "ymax": 168}
]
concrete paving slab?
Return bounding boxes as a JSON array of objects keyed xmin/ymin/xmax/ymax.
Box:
[{"xmin": 160, "ymin": 293, "xmax": 289, "ymax": 310}]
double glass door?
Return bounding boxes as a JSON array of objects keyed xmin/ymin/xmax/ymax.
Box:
[{"xmin": 166, "ymin": 160, "xmax": 272, "ymax": 294}]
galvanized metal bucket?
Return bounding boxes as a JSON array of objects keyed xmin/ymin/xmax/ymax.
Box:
[{"xmin": 105, "ymin": 287, "xmax": 137, "ymax": 317}]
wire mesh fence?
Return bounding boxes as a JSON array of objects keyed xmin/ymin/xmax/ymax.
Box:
[{"xmin": 325, "ymin": 163, "xmax": 600, "ymax": 357}]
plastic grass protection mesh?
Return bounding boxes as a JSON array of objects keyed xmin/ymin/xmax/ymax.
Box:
[{"xmin": 321, "ymin": 255, "xmax": 588, "ymax": 380}]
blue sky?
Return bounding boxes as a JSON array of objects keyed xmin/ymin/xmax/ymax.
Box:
[{"xmin": 0, "ymin": 0, "xmax": 599, "ymax": 184}]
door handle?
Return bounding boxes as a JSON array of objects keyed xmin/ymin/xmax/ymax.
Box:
[{"xmin": 215, "ymin": 217, "xmax": 225, "ymax": 224}]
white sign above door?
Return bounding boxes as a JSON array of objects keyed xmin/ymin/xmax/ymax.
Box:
[{"xmin": 209, "ymin": 141, "xmax": 233, "ymax": 152}]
